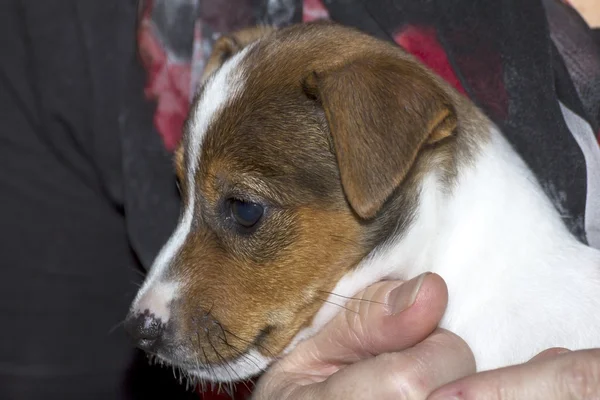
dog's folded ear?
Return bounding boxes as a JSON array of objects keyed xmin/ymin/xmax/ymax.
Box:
[
  {"xmin": 303, "ymin": 56, "xmax": 457, "ymax": 219},
  {"xmin": 200, "ymin": 25, "xmax": 276, "ymax": 85}
]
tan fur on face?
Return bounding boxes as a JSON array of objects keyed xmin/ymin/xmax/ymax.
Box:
[{"xmin": 173, "ymin": 198, "xmax": 364, "ymax": 364}]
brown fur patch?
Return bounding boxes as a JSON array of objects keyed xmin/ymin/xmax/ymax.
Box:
[
  {"xmin": 305, "ymin": 57, "xmax": 458, "ymax": 219},
  {"xmin": 427, "ymin": 109, "xmax": 457, "ymax": 144},
  {"xmin": 172, "ymin": 203, "xmax": 364, "ymax": 363},
  {"xmin": 174, "ymin": 145, "xmax": 185, "ymax": 181}
]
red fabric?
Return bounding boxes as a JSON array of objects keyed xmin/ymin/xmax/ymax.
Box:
[
  {"xmin": 394, "ymin": 26, "xmax": 510, "ymax": 121},
  {"xmin": 303, "ymin": 0, "xmax": 330, "ymax": 22},
  {"xmin": 137, "ymin": 0, "xmax": 191, "ymax": 151},
  {"xmin": 394, "ymin": 26, "xmax": 466, "ymax": 96},
  {"xmin": 197, "ymin": 384, "xmax": 253, "ymax": 399}
]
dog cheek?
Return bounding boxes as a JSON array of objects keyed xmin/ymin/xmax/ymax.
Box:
[
  {"xmin": 250, "ymin": 206, "xmax": 367, "ymax": 355},
  {"xmin": 166, "ymin": 205, "xmax": 367, "ymax": 360}
]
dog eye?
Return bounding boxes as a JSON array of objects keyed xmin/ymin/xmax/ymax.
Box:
[{"xmin": 230, "ymin": 199, "xmax": 264, "ymax": 228}]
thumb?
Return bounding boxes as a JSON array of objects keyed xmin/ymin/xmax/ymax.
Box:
[{"xmin": 291, "ymin": 272, "xmax": 448, "ymax": 367}]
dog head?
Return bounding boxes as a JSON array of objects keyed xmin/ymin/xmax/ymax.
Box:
[{"xmin": 125, "ymin": 21, "xmax": 469, "ymax": 383}]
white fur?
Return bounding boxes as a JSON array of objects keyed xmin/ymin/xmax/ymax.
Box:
[
  {"xmin": 132, "ymin": 281, "xmax": 179, "ymax": 323},
  {"xmin": 187, "ymin": 349, "xmax": 271, "ymax": 382},
  {"xmin": 288, "ymin": 127, "xmax": 600, "ymax": 371},
  {"xmin": 130, "ymin": 46, "xmax": 252, "ymax": 320},
  {"xmin": 187, "ymin": 44, "xmax": 253, "ymax": 174}
]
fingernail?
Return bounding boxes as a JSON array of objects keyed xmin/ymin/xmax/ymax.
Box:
[
  {"xmin": 529, "ymin": 347, "xmax": 571, "ymax": 362},
  {"xmin": 388, "ymin": 273, "xmax": 430, "ymax": 315}
]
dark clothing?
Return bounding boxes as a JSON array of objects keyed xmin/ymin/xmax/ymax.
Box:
[{"xmin": 0, "ymin": 1, "xmax": 188, "ymax": 398}]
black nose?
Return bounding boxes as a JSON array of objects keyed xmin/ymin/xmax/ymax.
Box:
[{"xmin": 124, "ymin": 310, "xmax": 165, "ymax": 351}]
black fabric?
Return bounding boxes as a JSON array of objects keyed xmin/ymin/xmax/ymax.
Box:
[
  {"xmin": 543, "ymin": 0, "xmax": 600, "ymax": 133},
  {"xmin": 324, "ymin": 0, "xmax": 590, "ymax": 242},
  {"xmin": 316, "ymin": 0, "xmax": 392, "ymax": 41},
  {"xmin": 119, "ymin": 30, "xmax": 181, "ymax": 271},
  {"xmin": 0, "ymin": 1, "xmax": 193, "ymax": 398}
]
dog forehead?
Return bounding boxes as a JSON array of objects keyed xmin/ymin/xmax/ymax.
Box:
[{"xmin": 186, "ymin": 44, "xmax": 254, "ymax": 175}]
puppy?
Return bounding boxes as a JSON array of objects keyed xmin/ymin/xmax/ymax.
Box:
[{"xmin": 125, "ymin": 21, "xmax": 600, "ymax": 383}]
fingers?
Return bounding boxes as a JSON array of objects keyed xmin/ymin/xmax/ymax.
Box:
[
  {"xmin": 528, "ymin": 347, "xmax": 570, "ymax": 362},
  {"xmin": 296, "ymin": 273, "xmax": 449, "ymax": 366},
  {"xmin": 428, "ymin": 349, "xmax": 600, "ymax": 400},
  {"xmin": 295, "ymin": 329, "xmax": 475, "ymax": 400}
]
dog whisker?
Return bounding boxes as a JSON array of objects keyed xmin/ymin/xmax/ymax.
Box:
[
  {"xmin": 208, "ymin": 336, "xmax": 236, "ymax": 379},
  {"xmin": 217, "ymin": 336, "xmax": 265, "ymax": 383},
  {"xmin": 200, "ymin": 342, "xmax": 218, "ymax": 384},
  {"xmin": 317, "ymin": 290, "xmax": 387, "ymax": 305},
  {"xmin": 206, "ymin": 301, "xmax": 215, "ymax": 316},
  {"xmin": 192, "ymin": 334, "xmax": 202, "ymax": 371},
  {"xmin": 207, "ymin": 335, "xmax": 240, "ymax": 394},
  {"xmin": 221, "ymin": 328, "xmax": 278, "ymax": 360},
  {"xmin": 128, "ymin": 265, "xmax": 147, "ymax": 279},
  {"xmin": 215, "ymin": 321, "xmax": 231, "ymax": 347},
  {"xmin": 220, "ymin": 327, "xmax": 290, "ymax": 377},
  {"xmin": 315, "ymin": 297, "xmax": 359, "ymax": 314},
  {"xmin": 182, "ymin": 335, "xmax": 201, "ymax": 393},
  {"xmin": 107, "ymin": 319, "xmax": 126, "ymax": 334}
]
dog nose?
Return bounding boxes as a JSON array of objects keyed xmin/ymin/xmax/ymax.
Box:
[{"xmin": 124, "ymin": 311, "xmax": 165, "ymax": 351}]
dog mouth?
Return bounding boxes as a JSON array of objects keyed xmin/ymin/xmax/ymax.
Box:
[
  {"xmin": 142, "ymin": 324, "xmax": 278, "ymax": 385},
  {"xmin": 147, "ymin": 345, "xmax": 273, "ymax": 386}
]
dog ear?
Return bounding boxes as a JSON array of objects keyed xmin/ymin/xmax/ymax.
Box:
[
  {"xmin": 200, "ymin": 25, "xmax": 276, "ymax": 84},
  {"xmin": 303, "ymin": 56, "xmax": 457, "ymax": 219},
  {"xmin": 174, "ymin": 144, "xmax": 184, "ymax": 181}
]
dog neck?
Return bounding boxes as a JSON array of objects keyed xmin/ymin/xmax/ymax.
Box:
[
  {"xmin": 287, "ymin": 124, "xmax": 587, "ymax": 352},
  {"xmin": 383, "ymin": 128, "xmax": 577, "ymax": 281}
]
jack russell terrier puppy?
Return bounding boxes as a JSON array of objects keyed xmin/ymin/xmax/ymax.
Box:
[{"xmin": 124, "ymin": 21, "xmax": 600, "ymax": 384}]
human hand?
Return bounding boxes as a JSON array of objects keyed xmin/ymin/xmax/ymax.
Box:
[
  {"xmin": 428, "ymin": 347, "xmax": 600, "ymax": 399},
  {"xmin": 252, "ymin": 273, "xmax": 476, "ymax": 399}
]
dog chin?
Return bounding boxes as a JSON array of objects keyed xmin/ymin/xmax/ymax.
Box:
[
  {"xmin": 190, "ymin": 349, "xmax": 273, "ymax": 383},
  {"xmin": 151, "ymin": 349, "xmax": 274, "ymax": 383}
]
